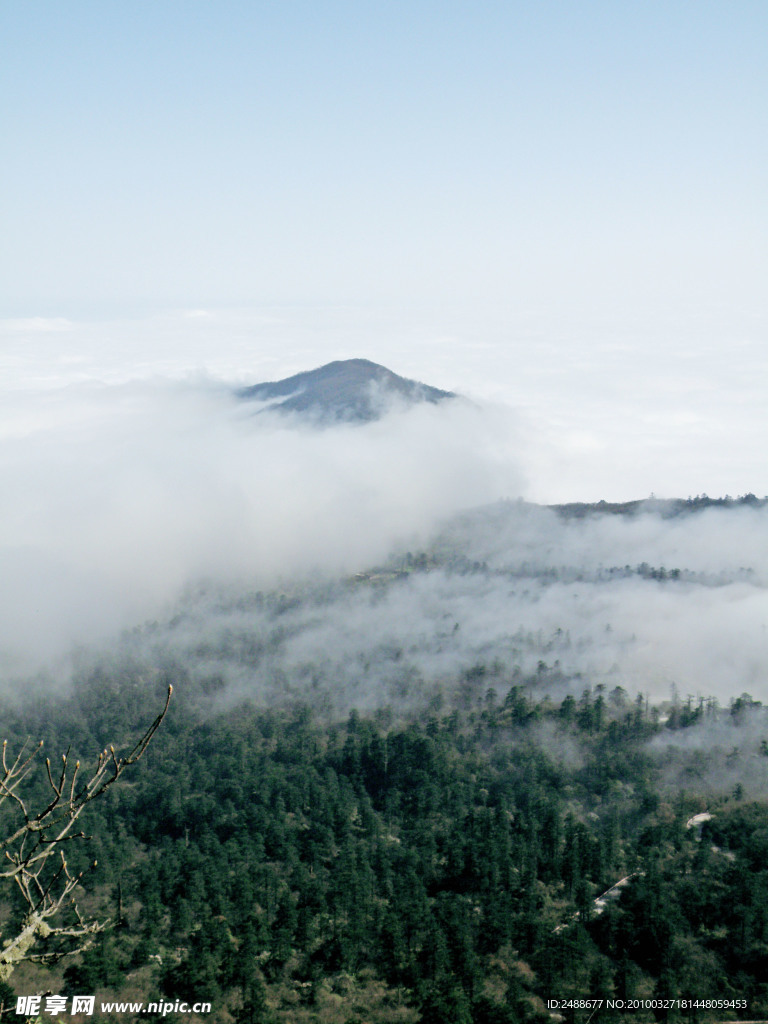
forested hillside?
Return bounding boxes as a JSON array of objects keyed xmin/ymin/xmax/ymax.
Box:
[{"xmin": 3, "ymin": 663, "xmax": 768, "ymax": 1024}]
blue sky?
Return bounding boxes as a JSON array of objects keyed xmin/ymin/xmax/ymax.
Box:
[
  {"xmin": 3, "ymin": 1, "xmax": 766, "ymax": 315},
  {"xmin": 2, "ymin": 2, "xmax": 767, "ymax": 501}
]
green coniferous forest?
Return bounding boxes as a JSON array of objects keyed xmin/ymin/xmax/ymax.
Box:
[{"xmin": 3, "ymin": 652, "xmax": 768, "ymax": 1024}]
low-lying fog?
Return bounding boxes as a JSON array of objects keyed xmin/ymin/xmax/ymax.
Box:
[
  {"xmin": 0, "ymin": 377, "xmax": 519, "ymax": 674},
  {"xmin": 1, "ymin": 375, "xmax": 766, "ymax": 718},
  {"xmin": 101, "ymin": 499, "xmax": 765, "ymax": 715}
]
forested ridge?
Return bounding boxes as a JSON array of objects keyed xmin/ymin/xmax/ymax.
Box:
[{"xmin": 3, "ymin": 664, "xmax": 768, "ymax": 1024}]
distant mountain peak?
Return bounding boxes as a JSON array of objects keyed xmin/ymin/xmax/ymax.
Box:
[{"xmin": 237, "ymin": 358, "xmax": 455, "ymax": 423}]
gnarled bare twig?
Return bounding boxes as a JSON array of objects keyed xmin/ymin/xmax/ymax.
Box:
[{"xmin": 0, "ymin": 685, "xmax": 172, "ymax": 979}]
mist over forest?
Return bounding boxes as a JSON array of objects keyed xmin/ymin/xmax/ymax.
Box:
[
  {"xmin": 2, "ymin": 367, "xmax": 766, "ymax": 719},
  {"xmin": 0, "ymin": 372, "xmax": 518, "ymax": 674}
]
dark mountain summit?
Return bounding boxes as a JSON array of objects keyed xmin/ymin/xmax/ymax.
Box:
[{"xmin": 237, "ymin": 358, "xmax": 455, "ymax": 423}]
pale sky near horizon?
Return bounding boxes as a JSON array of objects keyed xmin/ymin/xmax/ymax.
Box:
[{"xmin": 2, "ymin": 1, "xmax": 767, "ymax": 502}]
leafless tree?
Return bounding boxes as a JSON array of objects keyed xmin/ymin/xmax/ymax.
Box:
[{"xmin": 0, "ymin": 685, "xmax": 172, "ymax": 980}]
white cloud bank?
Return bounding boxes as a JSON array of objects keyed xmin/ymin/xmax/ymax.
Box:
[{"xmin": 0, "ymin": 376, "xmax": 522, "ymax": 675}]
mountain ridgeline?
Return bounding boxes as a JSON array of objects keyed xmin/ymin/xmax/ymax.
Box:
[{"xmin": 237, "ymin": 358, "xmax": 455, "ymax": 423}]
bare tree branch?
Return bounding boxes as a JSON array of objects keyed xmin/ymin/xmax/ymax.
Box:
[{"xmin": 0, "ymin": 685, "xmax": 172, "ymax": 980}]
